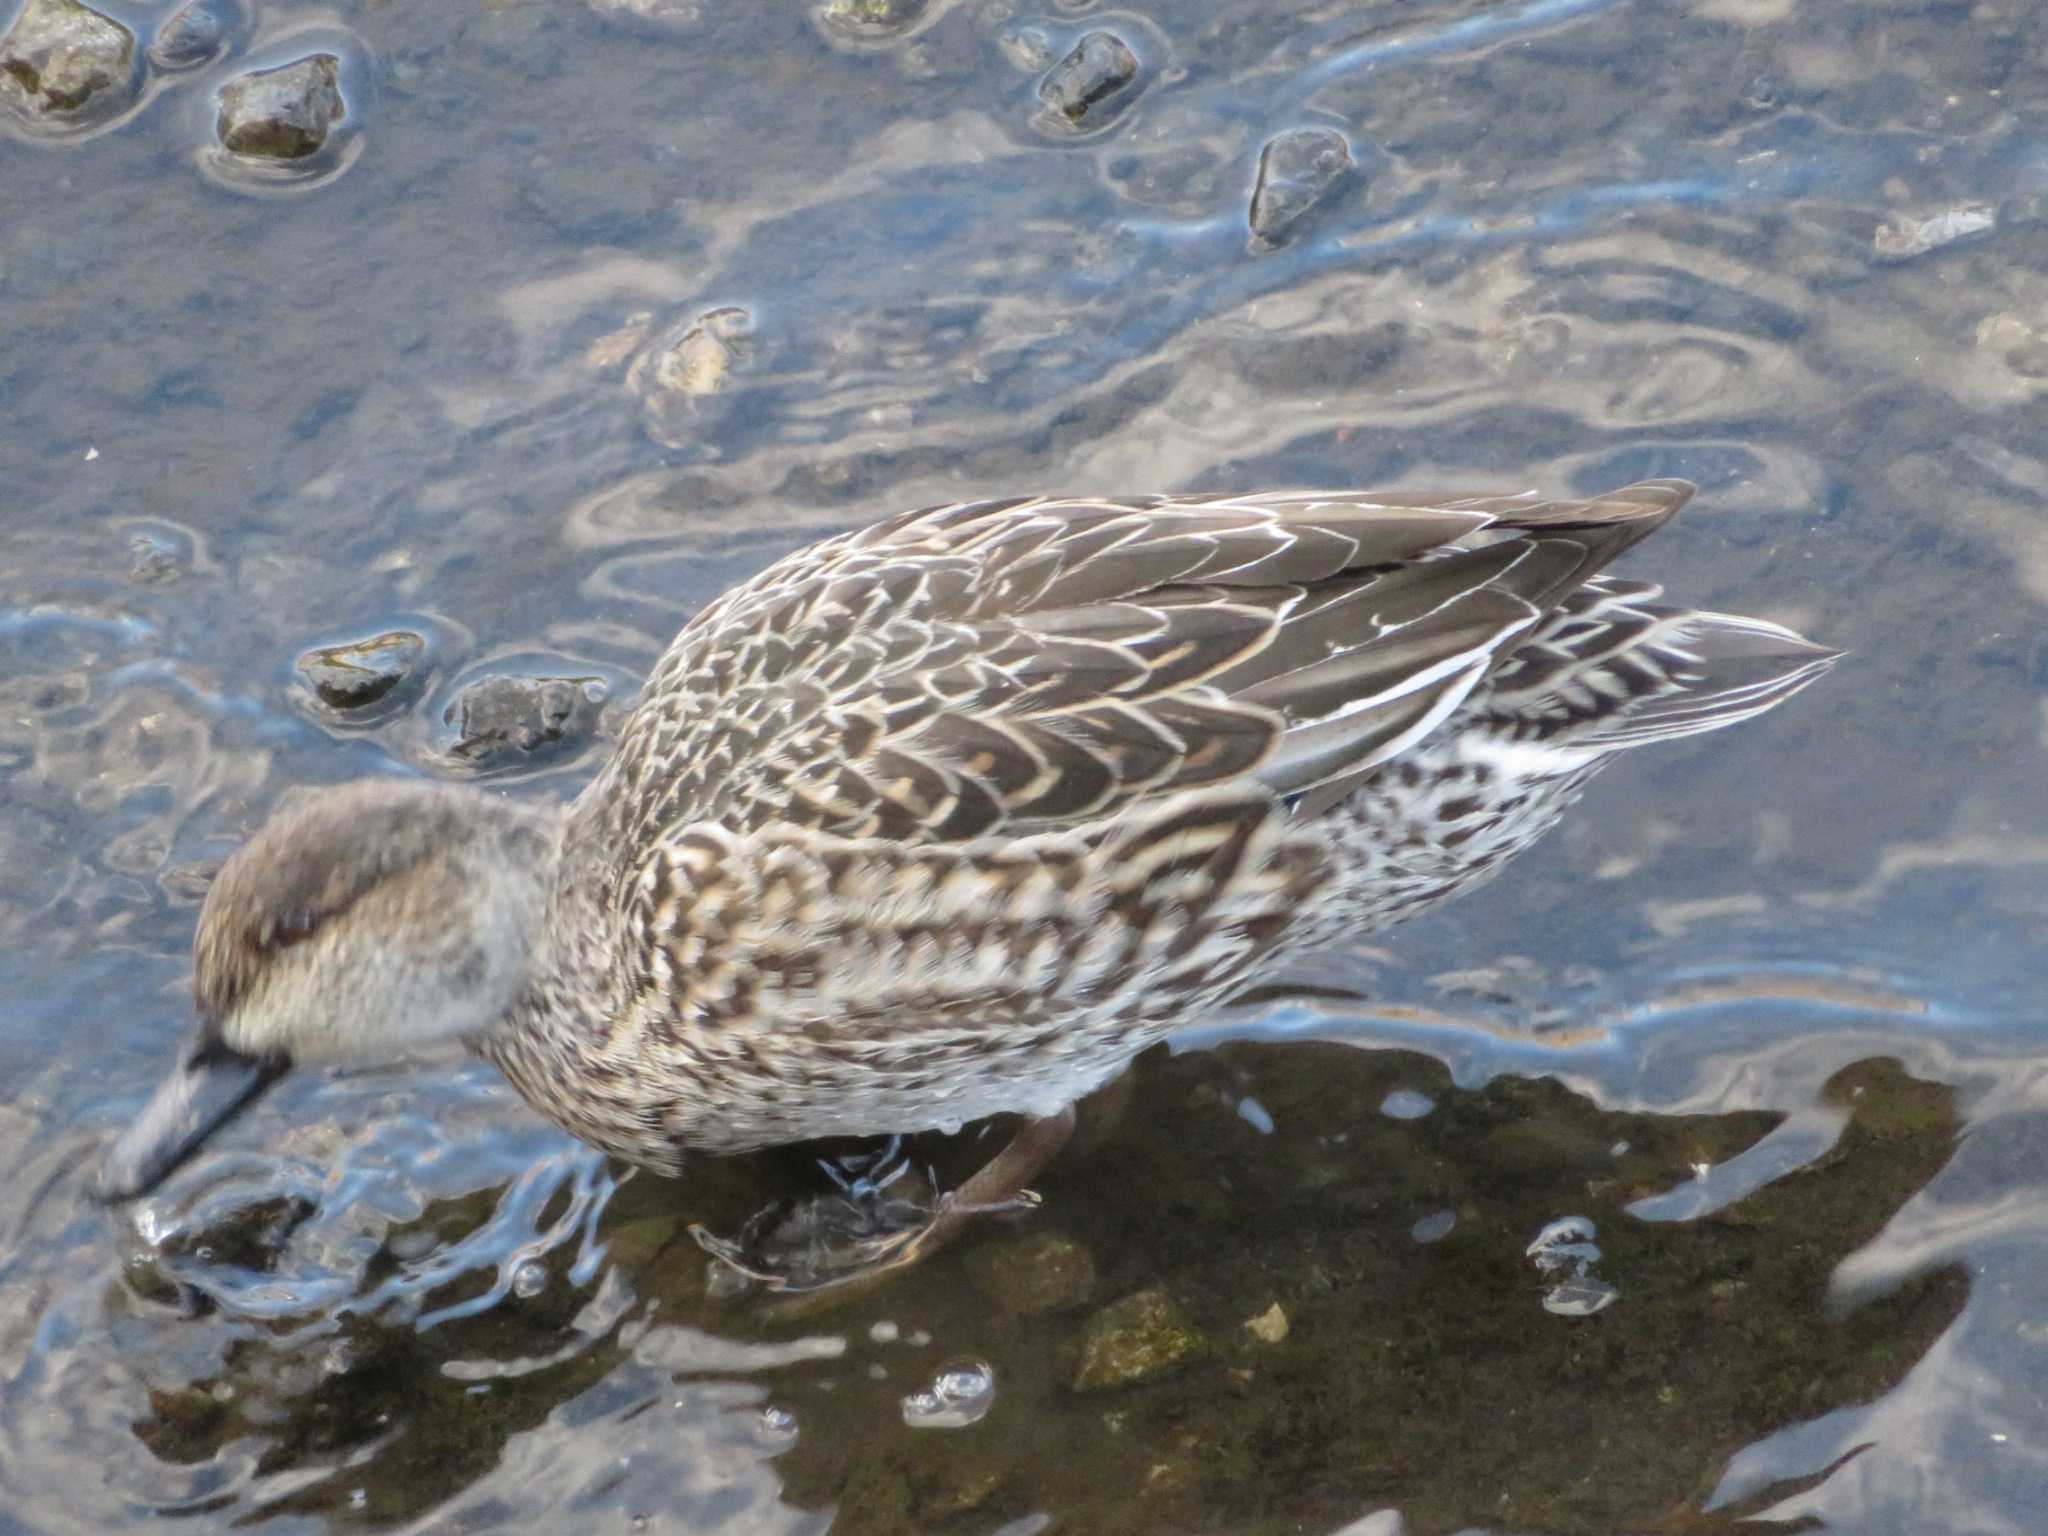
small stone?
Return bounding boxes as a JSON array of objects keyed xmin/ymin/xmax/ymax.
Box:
[
  {"xmin": 1037, "ymin": 30, "xmax": 1139, "ymax": 128},
  {"xmin": 1243, "ymin": 1301, "xmax": 1289, "ymax": 1345},
  {"xmin": 1976, "ymin": 310, "xmax": 2048, "ymax": 379},
  {"xmin": 818, "ymin": 0, "xmax": 929, "ymax": 39},
  {"xmin": 216, "ymin": 54, "xmax": 345, "ymax": 160},
  {"xmin": 1249, "ymin": 126, "xmax": 1353, "ymax": 246},
  {"xmin": 627, "ymin": 307, "xmax": 751, "ymax": 448},
  {"xmin": 1071, "ymin": 1288, "xmax": 1207, "ymax": 1392},
  {"xmin": 1873, "ymin": 203, "xmax": 1995, "ymax": 262},
  {"xmin": 297, "ymin": 631, "xmax": 426, "ymax": 712},
  {"xmin": 964, "ymin": 1231, "xmax": 1098, "ymax": 1315},
  {"xmin": 0, "ymin": 0, "xmax": 137, "ymax": 127},
  {"xmin": 150, "ymin": 0, "xmax": 243, "ymax": 72},
  {"xmin": 444, "ymin": 673, "xmax": 605, "ymax": 768},
  {"xmin": 127, "ymin": 530, "xmax": 187, "ymax": 585}
]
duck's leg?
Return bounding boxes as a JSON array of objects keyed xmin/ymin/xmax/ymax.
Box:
[
  {"xmin": 693, "ymin": 1106, "xmax": 1077, "ymax": 1294},
  {"xmin": 906, "ymin": 1104, "xmax": 1077, "ymax": 1258}
]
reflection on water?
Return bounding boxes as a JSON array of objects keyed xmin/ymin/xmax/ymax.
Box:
[
  {"xmin": 18, "ymin": 1034, "xmax": 1975, "ymax": 1534},
  {"xmin": 2, "ymin": 0, "xmax": 2046, "ymax": 1531}
]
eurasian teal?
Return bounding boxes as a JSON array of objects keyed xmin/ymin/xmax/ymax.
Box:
[{"xmin": 101, "ymin": 482, "xmax": 1835, "ymax": 1286}]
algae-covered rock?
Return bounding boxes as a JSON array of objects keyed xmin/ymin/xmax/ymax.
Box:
[
  {"xmin": 964, "ymin": 1230, "xmax": 1098, "ymax": 1316},
  {"xmin": 1071, "ymin": 1287, "xmax": 1206, "ymax": 1392}
]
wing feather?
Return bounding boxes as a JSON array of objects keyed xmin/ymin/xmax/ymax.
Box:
[{"xmin": 591, "ymin": 485, "xmax": 1694, "ymax": 859}]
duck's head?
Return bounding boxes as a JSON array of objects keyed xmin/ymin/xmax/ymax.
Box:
[{"xmin": 98, "ymin": 779, "xmax": 557, "ymax": 1202}]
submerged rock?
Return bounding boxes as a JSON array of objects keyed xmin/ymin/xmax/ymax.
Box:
[
  {"xmin": 1249, "ymin": 126, "xmax": 1353, "ymax": 247},
  {"xmin": 818, "ymin": 0, "xmax": 929, "ymax": 39},
  {"xmin": 216, "ymin": 54, "xmax": 345, "ymax": 160},
  {"xmin": 150, "ymin": 0, "xmax": 244, "ymax": 73},
  {"xmin": 964, "ymin": 1230, "xmax": 1098, "ymax": 1315},
  {"xmin": 444, "ymin": 673, "xmax": 606, "ymax": 769},
  {"xmin": 1038, "ymin": 30, "xmax": 1140, "ymax": 130},
  {"xmin": 297, "ymin": 631, "xmax": 426, "ymax": 712},
  {"xmin": 1873, "ymin": 203, "xmax": 1996, "ymax": 262},
  {"xmin": 1071, "ymin": 1287, "xmax": 1207, "ymax": 1392},
  {"xmin": 0, "ymin": 0, "xmax": 138, "ymax": 130},
  {"xmin": 1242, "ymin": 1301, "xmax": 1289, "ymax": 1344},
  {"xmin": 627, "ymin": 306, "xmax": 751, "ymax": 448}
]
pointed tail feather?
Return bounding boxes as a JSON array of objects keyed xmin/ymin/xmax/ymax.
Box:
[{"xmin": 1574, "ymin": 610, "xmax": 1841, "ymax": 750}]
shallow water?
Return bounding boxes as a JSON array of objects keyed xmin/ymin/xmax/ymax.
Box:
[{"xmin": 2, "ymin": 0, "xmax": 2045, "ymax": 1531}]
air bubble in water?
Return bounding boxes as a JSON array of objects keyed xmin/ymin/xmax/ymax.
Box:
[
  {"xmin": 1410, "ymin": 1209, "xmax": 1456, "ymax": 1244},
  {"xmin": 1380, "ymin": 1089, "xmax": 1435, "ymax": 1121},
  {"xmin": 1526, "ymin": 1215, "xmax": 1618, "ymax": 1317},
  {"xmin": 511, "ymin": 1261, "xmax": 547, "ymax": 1299},
  {"xmin": 901, "ymin": 1358, "xmax": 995, "ymax": 1429}
]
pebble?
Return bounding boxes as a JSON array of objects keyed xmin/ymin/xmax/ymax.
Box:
[
  {"xmin": 149, "ymin": 0, "xmax": 242, "ymax": 72},
  {"xmin": 1038, "ymin": 30, "xmax": 1140, "ymax": 130},
  {"xmin": 1873, "ymin": 204, "xmax": 1996, "ymax": 262},
  {"xmin": 297, "ymin": 631, "xmax": 426, "ymax": 712},
  {"xmin": 964, "ymin": 1230, "xmax": 1099, "ymax": 1315},
  {"xmin": 443, "ymin": 673, "xmax": 606, "ymax": 769},
  {"xmin": 1071, "ymin": 1288, "xmax": 1206, "ymax": 1392},
  {"xmin": 1249, "ymin": 126, "xmax": 1353, "ymax": 247},
  {"xmin": 0, "ymin": 0, "xmax": 137, "ymax": 131},
  {"xmin": 216, "ymin": 54, "xmax": 345, "ymax": 160},
  {"xmin": 817, "ymin": 0, "xmax": 929, "ymax": 40}
]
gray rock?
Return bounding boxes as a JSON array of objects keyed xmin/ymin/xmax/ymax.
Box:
[
  {"xmin": 216, "ymin": 54, "xmax": 345, "ymax": 161},
  {"xmin": 1038, "ymin": 30, "xmax": 1139, "ymax": 129},
  {"xmin": 0, "ymin": 0, "xmax": 137, "ymax": 129},
  {"xmin": 444, "ymin": 674, "xmax": 605, "ymax": 769},
  {"xmin": 1249, "ymin": 127, "xmax": 1353, "ymax": 247},
  {"xmin": 297, "ymin": 632, "xmax": 427, "ymax": 713}
]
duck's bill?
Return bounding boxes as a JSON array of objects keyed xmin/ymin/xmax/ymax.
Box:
[{"xmin": 97, "ymin": 1034, "xmax": 289, "ymax": 1202}]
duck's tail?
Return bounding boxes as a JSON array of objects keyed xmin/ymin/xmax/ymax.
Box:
[{"xmin": 1475, "ymin": 578, "xmax": 1841, "ymax": 752}]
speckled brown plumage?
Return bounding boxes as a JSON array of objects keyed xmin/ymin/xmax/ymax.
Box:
[
  {"xmin": 105, "ymin": 481, "xmax": 1837, "ymax": 1274},
  {"xmin": 470, "ymin": 482, "xmax": 1834, "ymax": 1171}
]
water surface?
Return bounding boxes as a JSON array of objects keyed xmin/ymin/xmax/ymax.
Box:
[{"xmin": 3, "ymin": 0, "xmax": 2045, "ymax": 1531}]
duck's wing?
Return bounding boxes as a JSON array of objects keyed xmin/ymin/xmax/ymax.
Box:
[{"xmin": 596, "ymin": 482, "xmax": 1692, "ymax": 849}]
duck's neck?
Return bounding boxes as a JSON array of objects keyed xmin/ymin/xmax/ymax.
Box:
[{"xmin": 471, "ymin": 770, "xmax": 664, "ymax": 1164}]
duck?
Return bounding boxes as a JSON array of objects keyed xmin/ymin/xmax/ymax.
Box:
[{"xmin": 99, "ymin": 480, "xmax": 1836, "ymax": 1288}]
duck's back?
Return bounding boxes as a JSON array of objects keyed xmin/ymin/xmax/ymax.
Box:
[{"xmin": 520, "ymin": 483, "xmax": 1832, "ymax": 1155}]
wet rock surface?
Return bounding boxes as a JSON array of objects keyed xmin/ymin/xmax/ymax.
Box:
[
  {"xmin": 0, "ymin": 0, "xmax": 137, "ymax": 131},
  {"xmin": 1248, "ymin": 126, "xmax": 1353, "ymax": 246},
  {"xmin": 215, "ymin": 54, "xmax": 345, "ymax": 160},
  {"xmin": 296, "ymin": 631, "xmax": 427, "ymax": 713},
  {"xmin": 1037, "ymin": 30, "xmax": 1141, "ymax": 130},
  {"xmin": 443, "ymin": 673, "xmax": 606, "ymax": 769}
]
